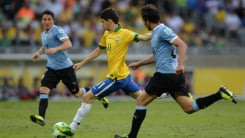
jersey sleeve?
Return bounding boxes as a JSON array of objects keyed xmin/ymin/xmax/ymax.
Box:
[
  {"xmin": 56, "ymin": 27, "xmax": 69, "ymax": 41},
  {"xmin": 98, "ymin": 31, "xmax": 107, "ymax": 49},
  {"xmin": 160, "ymin": 26, "xmax": 178, "ymax": 43},
  {"xmin": 127, "ymin": 29, "xmax": 138, "ymax": 42}
]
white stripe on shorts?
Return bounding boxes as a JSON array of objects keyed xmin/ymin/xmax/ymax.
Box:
[{"xmin": 95, "ymin": 80, "xmax": 116, "ymax": 96}]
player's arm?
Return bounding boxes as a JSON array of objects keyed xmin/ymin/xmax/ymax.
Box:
[
  {"xmin": 73, "ymin": 47, "xmax": 103, "ymax": 71},
  {"xmin": 129, "ymin": 54, "xmax": 154, "ymax": 70},
  {"xmin": 172, "ymin": 37, "xmax": 188, "ymax": 74},
  {"xmin": 32, "ymin": 46, "xmax": 44, "ymax": 62},
  {"xmin": 45, "ymin": 38, "xmax": 72, "ymax": 55},
  {"xmin": 137, "ymin": 33, "xmax": 152, "ymax": 41}
]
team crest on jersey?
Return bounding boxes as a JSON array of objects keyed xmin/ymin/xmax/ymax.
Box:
[
  {"xmin": 115, "ymin": 36, "xmax": 120, "ymax": 42},
  {"xmin": 164, "ymin": 28, "xmax": 172, "ymax": 35},
  {"xmin": 58, "ymin": 28, "xmax": 64, "ymax": 33}
]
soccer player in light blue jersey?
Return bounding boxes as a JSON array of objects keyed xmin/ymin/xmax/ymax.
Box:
[
  {"xmin": 115, "ymin": 4, "xmax": 237, "ymax": 138},
  {"xmin": 30, "ymin": 10, "xmax": 109, "ymax": 128}
]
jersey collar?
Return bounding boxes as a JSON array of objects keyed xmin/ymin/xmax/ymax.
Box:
[
  {"xmin": 153, "ymin": 23, "xmax": 164, "ymax": 31},
  {"xmin": 114, "ymin": 24, "xmax": 121, "ymax": 32},
  {"xmin": 44, "ymin": 25, "xmax": 55, "ymax": 33}
]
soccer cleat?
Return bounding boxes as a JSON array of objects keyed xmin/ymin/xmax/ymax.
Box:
[
  {"xmin": 98, "ymin": 97, "xmax": 109, "ymax": 109},
  {"xmin": 30, "ymin": 115, "xmax": 45, "ymax": 126},
  {"xmin": 219, "ymin": 86, "xmax": 237, "ymax": 104},
  {"xmin": 188, "ymin": 92, "xmax": 194, "ymax": 101},
  {"xmin": 114, "ymin": 134, "xmax": 128, "ymax": 138},
  {"xmin": 57, "ymin": 125, "xmax": 74, "ymax": 137}
]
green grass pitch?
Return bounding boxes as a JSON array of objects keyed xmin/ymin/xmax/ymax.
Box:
[{"xmin": 0, "ymin": 99, "xmax": 244, "ymax": 138}]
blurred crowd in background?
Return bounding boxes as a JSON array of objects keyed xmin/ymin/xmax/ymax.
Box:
[
  {"xmin": 0, "ymin": 75, "xmax": 141, "ymax": 101},
  {"xmin": 0, "ymin": 0, "xmax": 245, "ymax": 52},
  {"xmin": 0, "ymin": 0, "xmax": 245, "ymax": 100},
  {"xmin": 0, "ymin": 70, "xmax": 193, "ymax": 101}
]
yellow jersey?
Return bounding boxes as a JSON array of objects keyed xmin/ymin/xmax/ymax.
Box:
[{"xmin": 99, "ymin": 25, "xmax": 138, "ymax": 80}]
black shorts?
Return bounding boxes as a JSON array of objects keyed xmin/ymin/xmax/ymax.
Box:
[
  {"xmin": 145, "ymin": 72, "xmax": 188, "ymax": 99},
  {"xmin": 41, "ymin": 66, "xmax": 79, "ymax": 95}
]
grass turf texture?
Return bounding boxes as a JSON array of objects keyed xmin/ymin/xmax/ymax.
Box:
[{"xmin": 0, "ymin": 99, "xmax": 244, "ymax": 138}]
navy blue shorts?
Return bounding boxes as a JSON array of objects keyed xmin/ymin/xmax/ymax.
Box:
[
  {"xmin": 145, "ymin": 72, "xmax": 188, "ymax": 99},
  {"xmin": 41, "ymin": 66, "xmax": 79, "ymax": 95}
]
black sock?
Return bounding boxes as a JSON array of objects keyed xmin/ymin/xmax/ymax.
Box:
[
  {"xmin": 84, "ymin": 87, "xmax": 90, "ymax": 92},
  {"xmin": 128, "ymin": 109, "xmax": 146, "ymax": 138},
  {"xmin": 196, "ymin": 92, "xmax": 222, "ymax": 109},
  {"xmin": 39, "ymin": 99, "xmax": 48, "ymax": 118}
]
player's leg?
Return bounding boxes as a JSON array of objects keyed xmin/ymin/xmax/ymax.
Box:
[
  {"xmin": 122, "ymin": 74, "xmax": 143, "ymax": 100},
  {"xmin": 61, "ymin": 67, "xmax": 109, "ymax": 108},
  {"xmin": 129, "ymin": 91, "xmax": 156, "ymax": 138},
  {"xmin": 175, "ymin": 86, "xmax": 237, "ymax": 114},
  {"xmin": 30, "ymin": 87, "xmax": 49, "ymax": 126},
  {"xmin": 69, "ymin": 78, "xmax": 117, "ymax": 133},
  {"xmin": 115, "ymin": 90, "xmax": 156, "ymax": 138},
  {"xmin": 116, "ymin": 73, "xmax": 183, "ymax": 137},
  {"xmin": 30, "ymin": 68, "xmax": 58, "ymax": 126},
  {"xmin": 69, "ymin": 91, "xmax": 96, "ymax": 132}
]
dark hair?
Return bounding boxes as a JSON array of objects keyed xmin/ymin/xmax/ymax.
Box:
[
  {"xmin": 141, "ymin": 4, "xmax": 160, "ymax": 23},
  {"xmin": 98, "ymin": 8, "xmax": 119, "ymax": 24},
  {"xmin": 41, "ymin": 10, "xmax": 54, "ymax": 19}
]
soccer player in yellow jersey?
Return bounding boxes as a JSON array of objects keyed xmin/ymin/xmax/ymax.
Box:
[{"xmin": 66, "ymin": 8, "xmax": 151, "ymax": 135}]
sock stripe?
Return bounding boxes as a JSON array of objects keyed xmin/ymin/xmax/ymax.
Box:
[
  {"xmin": 136, "ymin": 105, "xmax": 146, "ymax": 110},
  {"xmin": 192, "ymin": 100, "xmax": 200, "ymax": 111},
  {"xmin": 81, "ymin": 88, "xmax": 87, "ymax": 94},
  {"xmin": 40, "ymin": 93, "xmax": 48, "ymax": 99}
]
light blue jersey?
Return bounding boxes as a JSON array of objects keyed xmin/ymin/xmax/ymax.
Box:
[
  {"xmin": 151, "ymin": 24, "xmax": 178, "ymax": 73},
  {"xmin": 41, "ymin": 25, "xmax": 73, "ymax": 70}
]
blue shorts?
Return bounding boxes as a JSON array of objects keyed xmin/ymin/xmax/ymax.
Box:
[{"xmin": 91, "ymin": 74, "xmax": 140, "ymax": 98}]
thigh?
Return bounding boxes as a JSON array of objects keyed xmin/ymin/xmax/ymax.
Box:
[
  {"xmin": 136, "ymin": 90, "xmax": 157, "ymax": 106},
  {"xmin": 120, "ymin": 75, "xmax": 140, "ymax": 95},
  {"xmin": 174, "ymin": 92, "xmax": 193, "ymax": 112},
  {"xmin": 91, "ymin": 78, "xmax": 118, "ymax": 98},
  {"xmin": 59, "ymin": 67, "xmax": 79, "ymax": 95},
  {"xmin": 41, "ymin": 68, "xmax": 60, "ymax": 89}
]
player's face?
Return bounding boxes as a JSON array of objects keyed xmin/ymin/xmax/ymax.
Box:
[
  {"xmin": 100, "ymin": 19, "xmax": 110, "ymax": 31},
  {"xmin": 41, "ymin": 14, "xmax": 54, "ymax": 31},
  {"xmin": 144, "ymin": 20, "xmax": 152, "ymax": 31}
]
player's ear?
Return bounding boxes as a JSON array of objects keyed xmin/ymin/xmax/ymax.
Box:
[{"xmin": 108, "ymin": 19, "xmax": 114, "ymax": 24}]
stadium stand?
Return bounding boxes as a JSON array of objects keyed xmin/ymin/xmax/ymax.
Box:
[{"xmin": 0, "ymin": 0, "xmax": 245, "ymax": 100}]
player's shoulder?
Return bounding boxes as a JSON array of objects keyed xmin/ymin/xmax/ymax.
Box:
[
  {"xmin": 119, "ymin": 28, "xmax": 131, "ymax": 32},
  {"xmin": 118, "ymin": 28, "xmax": 136, "ymax": 36},
  {"xmin": 160, "ymin": 24, "xmax": 174, "ymax": 34},
  {"xmin": 52, "ymin": 25, "xmax": 65, "ymax": 34}
]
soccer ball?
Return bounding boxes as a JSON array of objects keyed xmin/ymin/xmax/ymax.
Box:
[{"xmin": 52, "ymin": 122, "xmax": 70, "ymax": 138}]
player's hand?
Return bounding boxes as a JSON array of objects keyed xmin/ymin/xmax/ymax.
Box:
[
  {"xmin": 128, "ymin": 62, "xmax": 140, "ymax": 70},
  {"xmin": 32, "ymin": 53, "xmax": 40, "ymax": 62},
  {"xmin": 176, "ymin": 65, "xmax": 184, "ymax": 75},
  {"xmin": 73, "ymin": 63, "xmax": 82, "ymax": 71},
  {"xmin": 45, "ymin": 48, "xmax": 57, "ymax": 55}
]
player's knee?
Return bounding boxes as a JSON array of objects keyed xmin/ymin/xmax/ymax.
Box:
[
  {"xmin": 74, "ymin": 91, "xmax": 83, "ymax": 98},
  {"xmin": 82, "ymin": 92, "xmax": 96, "ymax": 104},
  {"xmin": 39, "ymin": 87, "xmax": 50, "ymax": 94}
]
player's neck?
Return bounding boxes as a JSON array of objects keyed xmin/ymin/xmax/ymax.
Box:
[
  {"xmin": 109, "ymin": 24, "xmax": 118, "ymax": 32},
  {"xmin": 151, "ymin": 23, "xmax": 160, "ymax": 30}
]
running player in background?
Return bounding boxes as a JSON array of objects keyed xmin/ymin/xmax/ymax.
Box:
[
  {"xmin": 30, "ymin": 10, "xmax": 109, "ymax": 127},
  {"xmin": 114, "ymin": 4, "xmax": 237, "ymax": 138}
]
